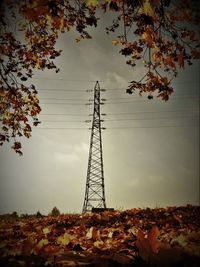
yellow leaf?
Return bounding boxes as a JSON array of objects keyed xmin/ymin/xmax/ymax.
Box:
[
  {"xmin": 57, "ymin": 233, "xmax": 72, "ymax": 246},
  {"xmin": 86, "ymin": 227, "xmax": 93, "ymax": 239},
  {"xmin": 86, "ymin": 227, "xmax": 100, "ymax": 240},
  {"xmin": 94, "ymin": 239, "xmax": 104, "ymax": 247},
  {"xmin": 85, "ymin": 0, "xmax": 99, "ymax": 7},
  {"xmin": 43, "ymin": 227, "xmax": 51, "ymax": 235},
  {"xmin": 35, "ymin": 59, "xmax": 45, "ymax": 69},
  {"xmin": 35, "ymin": 61, "xmax": 41, "ymax": 69},
  {"xmin": 46, "ymin": 15, "xmax": 53, "ymax": 26},
  {"xmin": 37, "ymin": 239, "xmax": 48, "ymax": 249},
  {"xmin": 112, "ymin": 39, "xmax": 120, "ymax": 46},
  {"xmin": 75, "ymin": 37, "xmax": 81, "ymax": 43},
  {"xmin": 23, "ymin": 95, "xmax": 30, "ymax": 102},
  {"xmin": 171, "ymin": 234, "xmax": 188, "ymax": 248},
  {"xmin": 140, "ymin": 0, "xmax": 155, "ymax": 18}
]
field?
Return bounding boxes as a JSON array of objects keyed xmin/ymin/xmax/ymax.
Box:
[{"xmin": 0, "ymin": 205, "xmax": 200, "ymax": 267}]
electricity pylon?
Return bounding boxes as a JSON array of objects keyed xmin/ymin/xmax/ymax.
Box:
[{"xmin": 82, "ymin": 81, "xmax": 106, "ymax": 213}]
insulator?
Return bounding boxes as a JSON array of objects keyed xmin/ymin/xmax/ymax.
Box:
[
  {"xmin": 102, "ymin": 127, "xmax": 106, "ymax": 130},
  {"xmin": 85, "ymin": 120, "xmax": 91, "ymax": 123},
  {"xmin": 100, "ymin": 89, "xmax": 106, "ymax": 92},
  {"xmin": 100, "ymin": 102, "xmax": 104, "ymax": 105},
  {"xmin": 85, "ymin": 103, "xmax": 92, "ymax": 105},
  {"xmin": 101, "ymin": 113, "xmax": 106, "ymax": 116},
  {"xmin": 86, "ymin": 90, "xmax": 93, "ymax": 92},
  {"xmin": 101, "ymin": 99, "xmax": 106, "ymax": 101}
]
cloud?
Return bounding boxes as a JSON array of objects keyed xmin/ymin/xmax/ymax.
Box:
[
  {"xmin": 148, "ymin": 175, "xmax": 165, "ymax": 183},
  {"xmin": 53, "ymin": 142, "xmax": 88, "ymax": 163},
  {"xmin": 105, "ymin": 72, "xmax": 129, "ymax": 88},
  {"xmin": 74, "ymin": 142, "xmax": 89, "ymax": 154},
  {"xmin": 129, "ymin": 178, "xmax": 140, "ymax": 187},
  {"xmin": 54, "ymin": 151, "xmax": 79, "ymax": 163}
]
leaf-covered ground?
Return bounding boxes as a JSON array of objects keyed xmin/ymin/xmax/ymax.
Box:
[{"xmin": 0, "ymin": 205, "xmax": 200, "ymax": 266}]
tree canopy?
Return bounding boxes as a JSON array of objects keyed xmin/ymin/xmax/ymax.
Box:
[{"xmin": 0, "ymin": 0, "xmax": 200, "ymax": 155}]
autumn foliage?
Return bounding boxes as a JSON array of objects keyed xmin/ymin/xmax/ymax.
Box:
[
  {"xmin": 0, "ymin": 205, "xmax": 199, "ymax": 266},
  {"xmin": 0, "ymin": 0, "xmax": 200, "ymax": 154}
]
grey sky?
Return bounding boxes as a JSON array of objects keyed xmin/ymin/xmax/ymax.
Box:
[{"xmin": 0, "ymin": 11, "xmax": 199, "ymax": 215}]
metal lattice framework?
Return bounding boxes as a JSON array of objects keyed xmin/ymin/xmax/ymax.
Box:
[{"xmin": 82, "ymin": 81, "xmax": 106, "ymax": 213}]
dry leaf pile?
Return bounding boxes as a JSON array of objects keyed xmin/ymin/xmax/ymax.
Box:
[{"xmin": 0, "ymin": 205, "xmax": 199, "ymax": 266}]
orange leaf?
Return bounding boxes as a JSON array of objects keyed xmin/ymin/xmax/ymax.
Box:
[
  {"xmin": 164, "ymin": 57, "xmax": 175, "ymax": 68},
  {"xmin": 177, "ymin": 52, "xmax": 184, "ymax": 68},
  {"xmin": 147, "ymin": 225, "xmax": 159, "ymax": 253},
  {"xmin": 0, "ymin": 88, "xmax": 6, "ymax": 97},
  {"xmin": 142, "ymin": 27, "xmax": 155, "ymax": 48},
  {"xmin": 136, "ymin": 229, "xmax": 151, "ymax": 261},
  {"xmin": 192, "ymin": 50, "xmax": 200, "ymax": 59},
  {"xmin": 136, "ymin": 226, "xmax": 160, "ymax": 261}
]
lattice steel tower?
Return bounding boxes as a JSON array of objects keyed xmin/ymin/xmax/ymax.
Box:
[{"xmin": 82, "ymin": 81, "xmax": 106, "ymax": 213}]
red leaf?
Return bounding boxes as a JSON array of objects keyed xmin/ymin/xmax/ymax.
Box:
[{"xmin": 136, "ymin": 226, "xmax": 160, "ymax": 262}]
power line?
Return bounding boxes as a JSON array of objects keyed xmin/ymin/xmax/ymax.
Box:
[
  {"xmin": 39, "ymin": 95, "xmax": 199, "ymax": 101},
  {"xmin": 40, "ymin": 102, "xmax": 88, "ymax": 105},
  {"xmin": 105, "ymin": 109, "xmax": 199, "ymax": 116},
  {"xmin": 31, "ymin": 76, "xmax": 199, "ymax": 84},
  {"xmin": 34, "ymin": 124, "xmax": 199, "ymax": 130},
  {"xmin": 32, "ymin": 77, "xmax": 104, "ymax": 82},
  {"xmin": 104, "ymin": 99, "xmax": 199, "ymax": 104},
  {"xmin": 40, "ymin": 97, "xmax": 89, "ymax": 101},
  {"xmin": 35, "ymin": 127, "xmax": 89, "ymax": 130},
  {"xmin": 39, "ymin": 113, "xmax": 88, "ymax": 116},
  {"xmin": 98, "ymin": 95, "xmax": 199, "ymax": 101},
  {"xmin": 36, "ymin": 87, "xmax": 199, "ymax": 95},
  {"xmin": 38, "ymin": 109, "xmax": 199, "ymax": 117},
  {"xmin": 38, "ymin": 89, "xmax": 87, "ymax": 92},
  {"xmin": 40, "ymin": 114, "xmax": 198, "ymax": 123},
  {"xmin": 104, "ymin": 115, "xmax": 199, "ymax": 121},
  {"xmin": 39, "ymin": 98, "xmax": 199, "ymax": 105},
  {"xmin": 105, "ymin": 124, "xmax": 199, "ymax": 129},
  {"xmin": 42, "ymin": 120, "xmax": 88, "ymax": 122}
]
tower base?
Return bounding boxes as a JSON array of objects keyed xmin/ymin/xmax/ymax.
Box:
[{"xmin": 91, "ymin": 207, "xmax": 114, "ymax": 213}]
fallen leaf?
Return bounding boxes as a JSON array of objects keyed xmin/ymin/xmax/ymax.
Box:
[
  {"xmin": 43, "ymin": 227, "xmax": 51, "ymax": 235},
  {"xmin": 57, "ymin": 233, "xmax": 72, "ymax": 246}
]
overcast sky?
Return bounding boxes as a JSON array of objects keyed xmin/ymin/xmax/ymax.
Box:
[{"xmin": 0, "ymin": 11, "xmax": 199, "ymax": 215}]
